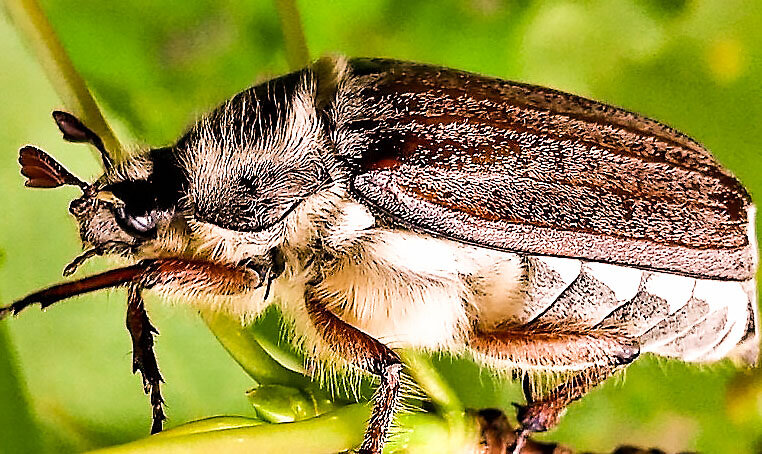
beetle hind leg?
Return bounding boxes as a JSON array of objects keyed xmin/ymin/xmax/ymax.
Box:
[
  {"xmin": 509, "ymin": 366, "xmax": 619, "ymax": 454},
  {"xmin": 469, "ymin": 323, "xmax": 640, "ymax": 452}
]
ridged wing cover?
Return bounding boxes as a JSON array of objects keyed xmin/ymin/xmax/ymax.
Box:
[{"xmin": 332, "ymin": 58, "xmax": 757, "ymax": 281}]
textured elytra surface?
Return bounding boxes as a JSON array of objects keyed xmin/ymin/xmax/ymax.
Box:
[{"xmin": 338, "ymin": 59, "xmax": 756, "ymax": 281}]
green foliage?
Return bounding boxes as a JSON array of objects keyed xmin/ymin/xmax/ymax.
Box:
[
  {"xmin": 1, "ymin": 0, "xmax": 761, "ymax": 453},
  {"xmin": 0, "ymin": 249, "xmax": 43, "ymax": 453}
]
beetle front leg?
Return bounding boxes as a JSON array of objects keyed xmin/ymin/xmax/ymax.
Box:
[
  {"xmin": 305, "ymin": 285, "xmax": 402, "ymax": 454},
  {"xmin": 126, "ymin": 285, "xmax": 166, "ymax": 434}
]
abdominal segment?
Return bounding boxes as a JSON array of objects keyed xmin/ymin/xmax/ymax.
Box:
[{"xmin": 518, "ymin": 255, "xmax": 758, "ymax": 365}]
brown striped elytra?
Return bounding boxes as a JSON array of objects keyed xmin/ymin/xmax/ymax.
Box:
[{"xmin": 346, "ymin": 59, "xmax": 754, "ymax": 281}]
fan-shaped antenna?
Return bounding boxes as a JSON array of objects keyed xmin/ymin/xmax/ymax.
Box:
[
  {"xmin": 19, "ymin": 145, "xmax": 88, "ymax": 190},
  {"xmin": 52, "ymin": 110, "xmax": 114, "ymax": 170}
]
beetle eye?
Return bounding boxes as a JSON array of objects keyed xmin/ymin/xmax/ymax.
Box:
[
  {"xmin": 116, "ymin": 207, "xmax": 157, "ymax": 236},
  {"xmin": 103, "ymin": 180, "xmax": 160, "ymax": 238}
]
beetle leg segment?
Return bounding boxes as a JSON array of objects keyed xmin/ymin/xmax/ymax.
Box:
[
  {"xmin": 305, "ymin": 285, "xmax": 402, "ymax": 454},
  {"xmin": 516, "ymin": 364, "xmax": 616, "ymax": 431},
  {"xmin": 469, "ymin": 323, "xmax": 639, "ymax": 452},
  {"xmin": 126, "ymin": 285, "xmax": 166, "ymax": 434},
  {"xmin": 509, "ymin": 365, "xmax": 620, "ymax": 454},
  {"xmin": 476, "ymin": 408, "xmax": 512, "ymax": 454},
  {"xmin": 469, "ymin": 323, "xmax": 640, "ymax": 373},
  {"xmin": 1, "ymin": 258, "xmax": 260, "ymax": 320}
]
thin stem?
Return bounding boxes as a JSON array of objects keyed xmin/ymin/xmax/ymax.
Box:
[
  {"xmin": 89, "ymin": 405, "xmax": 469, "ymax": 454},
  {"xmin": 4, "ymin": 0, "xmax": 124, "ymax": 160},
  {"xmin": 89, "ymin": 403, "xmax": 371, "ymax": 454},
  {"xmin": 272, "ymin": 0, "xmax": 310, "ymax": 70},
  {"xmin": 201, "ymin": 311, "xmax": 312, "ymax": 389},
  {"xmin": 400, "ymin": 349, "xmax": 469, "ymax": 447},
  {"xmin": 400, "ymin": 350, "xmax": 462, "ymax": 412},
  {"xmin": 150, "ymin": 416, "xmax": 266, "ymax": 439}
]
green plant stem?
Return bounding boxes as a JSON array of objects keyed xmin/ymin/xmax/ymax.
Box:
[
  {"xmin": 272, "ymin": 0, "xmax": 310, "ymax": 70},
  {"xmin": 150, "ymin": 416, "xmax": 266, "ymax": 439},
  {"xmin": 391, "ymin": 411, "xmax": 479, "ymax": 454},
  {"xmin": 89, "ymin": 405, "xmax": 471, "ymax": 454},
  {"xmin": 400, "ymin": 350, "xmax": 462, "ymax": 412},
  {"xmin": 201, "ymin": 311, "xmax": 312, "ymax": 389},
  {"xmin": 400, "ymin": 349, "xmax": 469, "ymax": 447},
  {"xmin": 88, "ymin": 403, "xmax": 371, "ymax": 454},
  {"xmin": 4, "ymin": 0, "xmax": 124, "ymax": 160},
  {"xmin": 244, "ymin": 306, "xmax": 308, "ymax": 374}
]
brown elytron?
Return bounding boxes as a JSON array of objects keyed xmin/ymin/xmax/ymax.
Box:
[{"xmin": 346, "ymin": 59, "xmax": 754, "ymax": 281}]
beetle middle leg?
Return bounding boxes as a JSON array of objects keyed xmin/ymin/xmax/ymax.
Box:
[
  {"xmin": 305, "ymin": 285, "xmax": 402, "ymax": 454},
  {"xmin": 469, "ymin": 323, "xmax": 639, "ymax": 452}
]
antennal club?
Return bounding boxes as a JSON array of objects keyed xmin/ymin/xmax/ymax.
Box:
[
  {"xmin": 52, "ymin": 110, "xmax": 114, "ymax": 170},
  {"xmin": 19, "ymin": 146, "xmax": 88, "ymax": 190}
]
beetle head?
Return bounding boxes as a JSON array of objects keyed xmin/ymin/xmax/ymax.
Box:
[
  {"xmin": 13, "ymin": 110, "xmax": 282, "ymax": 319},
  {"xmin": 16, "ymin": 63, "xmax": 346, "ymax": 315},
  {"xmin": 20, "ymin": 112, "xmax": 182, "ymax": 271},
  {"xmin": 19, "ymin": 98, "xmax": 338, "ymax": 277}
]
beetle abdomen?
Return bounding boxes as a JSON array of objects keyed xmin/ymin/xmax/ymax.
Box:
[{"xmin": 522, "ymin": 255, "xmax": 758, "ymax": 364}]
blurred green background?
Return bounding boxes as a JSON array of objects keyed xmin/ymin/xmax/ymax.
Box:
[{"xmin": 1, "ymin": 0, "xmax": 762, "ymax": 452}]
